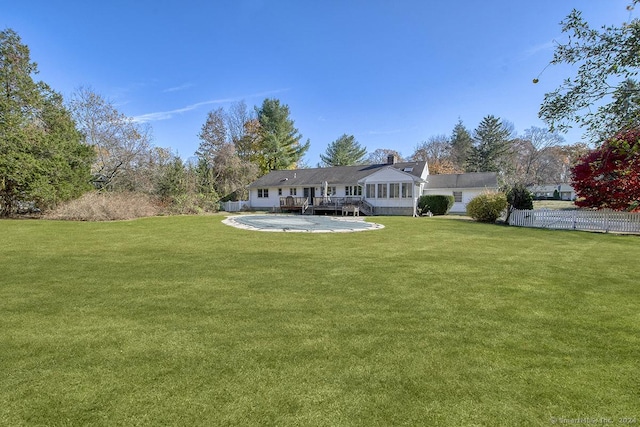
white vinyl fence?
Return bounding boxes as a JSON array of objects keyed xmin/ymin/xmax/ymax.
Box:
[
  {"xmin": 221, "ymin": 200, "xmax": 250, "ymax": 212},
  {"xmin": 509, "ymin": 209, "xmax": 640, "ymax": 234}
]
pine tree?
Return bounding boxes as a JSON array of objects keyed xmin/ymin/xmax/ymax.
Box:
[
  {"xmin": 467, "ymin": 115, "xmax": 514, "ymax": 174},
  {"xmin": 450, "ymin": 119, "xmax": 473, "ymax": 171},
  {"xmin": 254, "ymin": 98, "xmax": 309, "ymax": 174},
  {"xmin": 319, "ymin": 134, "xmax": 367, "ymax": 166}
]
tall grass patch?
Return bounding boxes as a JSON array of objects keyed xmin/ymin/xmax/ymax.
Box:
[{"xmin": 45, "ymin": 191, "xmax": 160, "ymax": 221}]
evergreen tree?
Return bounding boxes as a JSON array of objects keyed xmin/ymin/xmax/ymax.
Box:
[
  {"xmin": 254, "ymin": 98, "xmax": 309, "ymax": 174},
  {"xmin": 0, "ymin": 29, "xmax": 94, "ymax": 215},
  {"xmin": 450, "ymin": 119, "xmax": 473, "ymax": 171},
  {"xmin": 467, "ymin": 115, "xmax": 514, "ymax": 174},
  {"xmin": 319, "ymin": 134, "xmax": 367, "ymax": 166},
  {"xmin": 195, "ymin": 157, "xmax": 213, "ymax": 193},
  {"xmin": 156, "ymin": 156, "xmax": 187, "ymax": 201}
]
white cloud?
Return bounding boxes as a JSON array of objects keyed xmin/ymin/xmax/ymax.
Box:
[
  {"xmin": 163, "ymin": 83, "xmax": 195, "ymax": 93},
  {"xmin": 132, "ymin": 88, "xmax": 290, "ymax": 123},
  {"xmin": 521, "ymin": 40, "xmax": 556, "ymax": 60},
  {"xmin": 132, "ymin": 98, "xmax": 236, "ymax": 123}
]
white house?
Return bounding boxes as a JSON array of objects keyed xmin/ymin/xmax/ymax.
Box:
[
  {"xmin": 529, "ymin": 183, "xmax": 576, "ymax": 201},
  {"xmin": 246, "ymin": 155, "xmax": 498, "ymax": 216},
  {"xmin": 422, "ymin": 172, "xmax": 500, "ymax": 213}
]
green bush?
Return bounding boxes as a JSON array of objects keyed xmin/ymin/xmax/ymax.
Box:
[
  {"xmin": 418, "ymin": 195, "xmax": 455, "ymax": 215},
  {"xmin": 506, "ymin": 184, "xmax": 534, "ymax": 210},
  {"xmin": 466, "ymin": 192, "xmax": 508, "ymax": 223}
]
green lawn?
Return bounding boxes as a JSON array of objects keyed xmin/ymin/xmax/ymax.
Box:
[
  {"xmin": 533, "ymin": 200, "xmax": 577, "ymax": 210},
  {"xmin": 1, "ymin": 215, "xmax": 638, "ymax": 426}
]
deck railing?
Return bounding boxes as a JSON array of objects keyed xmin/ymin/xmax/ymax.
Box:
[
  {"xmin": 278, "ymin": 196, "xmax": 375, "ymax": 215},
  {"xmin": 280, "ymin": 196, "xmax": 308, "ymax": 208},
  {"xmin": 358, "ymin": 199, "xmax": 375, "ymax": 216},
  {"xmin": 312, "ymin": 196, "xmax": 363, "ymax": 207}
]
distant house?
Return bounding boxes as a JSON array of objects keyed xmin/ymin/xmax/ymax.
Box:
[
  {"xmin": 246, "ymin": 155, "xmax": 498, "ymax": 216},
  {"xmin": 529, "ymin": 183, "xmax": 576, "ymax": 201}
]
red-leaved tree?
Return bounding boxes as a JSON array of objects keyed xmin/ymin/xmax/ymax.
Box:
[{"xmin": 571, "ymin": 129, "xmax": 640, "ymax": 211}]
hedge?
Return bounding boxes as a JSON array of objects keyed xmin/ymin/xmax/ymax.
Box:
[{"xmin": 418, "ymin": 195, "xmax": 455, "ymax": 215}]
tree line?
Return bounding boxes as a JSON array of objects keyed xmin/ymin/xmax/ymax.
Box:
[
  {"xmin": 3, "ymin": 0, "xmax": 640, "ymax": 216},
  {"xmin": 8, "ymin": 25, "xmax": 580, "ymax": 217},
  {"xmin": 407, "ymin": 117, "xmax": 589, "ymax": 187},
  {"xmin": 317, "ymin": 0, "xmax": 640, "ymax": 212},
  {"xmin": 318, "ymin": 116, "xmax": 589, "ymax": 190},
  {"xmin": 0, "ymin": 28, "xmax": 313, "ymax": 215}
]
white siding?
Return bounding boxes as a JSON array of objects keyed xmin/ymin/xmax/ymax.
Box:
[
  {"xmin": 423, "ymin": 188, "xmax": 486, "ymax": 213},
  {"xmin": 360, "ymin": 168, "xmax": 420, "ymax": 215},
  {"xmin": 249, "ymin": 187, "xmax": 280, "ymax": 210}
]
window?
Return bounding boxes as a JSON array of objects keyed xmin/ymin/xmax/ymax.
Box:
[
  {"xmin": 322, "ymin": 186, "xmax": 336, "ymax": 196},
  {"xmin": 403, "ymin": 167, "xmax": 414, "ymax": 172},
  {"xmin": 453, "ymin": 191, "xmax": 462, "ymax": 203},
  {"xmin": 389, "ymin": 183, "xmax": 400, "ymax": 198},
  {"xmin": 366, "ymin": 184, "xmax": 376, "ymax": 198},
  {"xmin": 401, "ymin": 183, "xmax": 413, "ymax": 198},
  {"xmin": 289, "ymin": 187, "xmax": 297, "ymax": 196},
  {"xmin": 258, "ymin": 188, "xmax": 269, "ymax": 198},
  {"xmin": 377, "ymin": 183, "xmax": 387, "ymax": 198},
  {"xmin": 345, "ymin": 185, "xmax": 362, "ymax": 196}
]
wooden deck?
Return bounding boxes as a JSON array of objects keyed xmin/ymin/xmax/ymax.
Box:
[
  {"xmin": 279, "ymin": 197, "xmax": 374, "ymax": 216},
  {"xmin": 279, "ymin": 196, "xmax": 308, "ymax": 213}
]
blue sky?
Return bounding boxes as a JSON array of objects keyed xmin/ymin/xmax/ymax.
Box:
[{"xmin": 2, "ymin": 1, "xmax": 634, "ymax": 164}]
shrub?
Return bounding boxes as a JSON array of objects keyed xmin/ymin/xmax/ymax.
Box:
[
  {"xmin": 45, "ymin": 191, "xmax": 160, "ymax": 221},
  {"xmin": 162, "ymin": 194, "xmax": 201, "ymax": 215},
  {"xmin": 418, "ymin": 195, "xmax": 455, "ymax": 215},
  {"xmin": 466, "ymin": 192, "xmax": 508, "ymax": 223},
  {"xmin": 162, "ymin": 193, "xmax": 220, "ymax": 215},
  {"xmin": 506, "ymin": 184, "xmax": 534, "ymax": 211}
]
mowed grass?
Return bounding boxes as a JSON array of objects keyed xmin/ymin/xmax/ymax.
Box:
[
  {"xmin": 533, "ymin": 200, "xmax": 576, "ymax": 210},
  {"xmin": 1, "ymin": 215, "xmax": 638, "ymax": 426}
]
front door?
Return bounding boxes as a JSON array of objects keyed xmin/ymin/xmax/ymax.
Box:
[{"xmin": 303, "ymin": 187, "xmax": 316, "ymax": 205}]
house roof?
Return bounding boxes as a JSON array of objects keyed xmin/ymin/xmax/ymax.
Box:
[
  {"xmin": 247, "ymin": 161, "xmax": 428, "ymax": 188},
  {"xmin": 529, "ymin": 183, "xmax": 575, "ymax": 192},
  {"xmin": 425, "ymin": 172, "xmax": 498, "ymax": 189}
]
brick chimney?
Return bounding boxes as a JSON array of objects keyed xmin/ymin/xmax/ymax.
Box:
[{"xmin": 387, "ymin": 154, "xmax": 397, "ymax": 164}]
